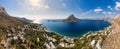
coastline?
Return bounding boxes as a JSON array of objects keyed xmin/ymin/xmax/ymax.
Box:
[
  {"xmin": 42, "ymin": 19, "xmax": 111, "ymax": 38},
  {"xmin": 43, "ymin": 19, "xmax": 113, "ymax": 49}
]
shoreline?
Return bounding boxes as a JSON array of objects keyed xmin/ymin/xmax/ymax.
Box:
[
  {"xmin": 43, "ymin": 21, "xmax": 111, "ymax": 38},
  {"xmin": 42, "ymin": 19, "xmax": 113, "ymax": 49}
]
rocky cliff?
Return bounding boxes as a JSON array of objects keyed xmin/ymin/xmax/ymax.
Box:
[{"xmin": 0, "ymin": 6, "xmax": 8, "ymax": 15}]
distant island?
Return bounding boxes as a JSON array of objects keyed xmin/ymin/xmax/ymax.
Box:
[{"xmin": 64, "ymin": 14, "xmax": 80, "ymax": 22}]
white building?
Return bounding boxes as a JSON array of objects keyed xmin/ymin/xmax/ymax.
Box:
[
  {"xmin": 96, "ymin": 41, "xmax": 102, "ymax": 49},
  {"xmin": 90, "ymin": 40, "xmax": 97, "ymax": 47},
  {"xmin": 90, "ymin": 40, "xmax": 102, "ymax": 49}
]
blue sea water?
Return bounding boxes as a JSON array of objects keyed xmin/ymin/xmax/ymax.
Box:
[{"xmin": 42, "ymin": 19, "xmax": 111, "ymax": 37}]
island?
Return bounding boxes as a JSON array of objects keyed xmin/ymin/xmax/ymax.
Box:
[{"xmin": 64, "ymin": 14, "xmax": 80, "ymax": 22}]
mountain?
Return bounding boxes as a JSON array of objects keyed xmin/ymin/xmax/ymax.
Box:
[
  {"xmin": 64, "ymin": 14, "xmax": 80, "ymax": 22},
  {"xmin": 18, "ymin": 18, "xmax": 33, "ymax": 23},
  {"xmin": 0, "ymin": 6, "xmax": 28, "ymax": 27}
]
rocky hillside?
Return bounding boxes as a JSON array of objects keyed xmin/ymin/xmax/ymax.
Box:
[
  {"xmin": 102, "ymin": 14, "xmax": 120, "ymax": 49},
  {"xmin": 0, "ymin": 6, "xmax": 28, "ymax": 27},
  {"xmin": 0, "ymin": 6, "xmax": 61, "ymax": 49}
]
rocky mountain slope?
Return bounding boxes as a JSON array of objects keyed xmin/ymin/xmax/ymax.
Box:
[
  {"xmin": 0, "ymin": 6, "xmax": 28, "ymax": 27},
  {"xmin": 102, "ymin": 14, "xmax": 120, "ymax": 49}
]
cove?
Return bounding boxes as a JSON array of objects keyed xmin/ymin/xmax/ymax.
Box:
[{"xmin": 42, "ymin": 19, "xmax": 111, "ymax": 37}]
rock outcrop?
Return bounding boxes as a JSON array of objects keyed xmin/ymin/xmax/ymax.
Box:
[
  {"xmin": 0, "ymin": 6, "xmax": 8, "ymax": 16},
  {"xmin": 64, "ymin": 14, "xmax": 80, "ymax": 22}
]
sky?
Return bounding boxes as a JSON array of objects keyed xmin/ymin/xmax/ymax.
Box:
[{"xmin": 0, "ymin": 0, "xmax": 120, "ymax": 23}]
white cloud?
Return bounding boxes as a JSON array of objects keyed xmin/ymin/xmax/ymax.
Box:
[
  {"xmin": 26, "ymin": 0, "xmax": 49, "ymax": 9},
  {"xmin": 107, "ymin": 6, "xmax": 113, "ymax": 11},
  {"xmin": 108, "ymin": 12, "xmax": 113, "ymax": 15},
  {"xmin": 28, "ymin": 0, "xmax": 42, "ymax": 7},
  {"xmin": 115, "ymin": 2, "xmax": 120, "ymax": 10},
  {"xmin": 80, "ymin": 10, "xmax": 92, "ymax": 16},
  {"xmin": 93, "ymin": 7, "xmax": 103, "ymax": 13},
  {"xmin": 45, "ymin": 6, "xmax": 49, "ymax": 8},
  {"xmin": 61, "ymin": 3, "xmax": 66, "ymax": 7},
  {"xmin": 102, "ymin": 11, "xmax": 114, "ymax": 15},
  {"xmin": 102, "ymin": 11, "xmax": 107, "ymax": 14}
]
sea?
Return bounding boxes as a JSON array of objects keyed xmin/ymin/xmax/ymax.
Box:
[{"xmin": 42, "ymin": 19, "xmax": 111, "ymax": 37}]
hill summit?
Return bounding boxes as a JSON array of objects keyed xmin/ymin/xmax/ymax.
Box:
[
  {"xmin": 64, "ymin": 14, "xmax": 80, "ymax": 22},
  {"xmin": 0, "ymin": 6, "xmax": 8, "ymax": 16}
]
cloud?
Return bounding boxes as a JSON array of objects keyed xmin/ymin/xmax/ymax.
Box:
[
  {"xmin": 28, "ymin": 0, "xmax": 42, "ymax": 7},
  {"xmin": 93, "ymin": 7, "xmax": 114, "ymax": 15},
  {"xmin": 107, "ymin": 6, "xmax": 113, "ymax": 11},
  {"xmin": 93, "ymin": 7, "xmax": 103, "ymax": 13},
  {"xmin": 26, "ymin": 0, "xmax": 49, "ymax": 9},
  {"xmin": 45, "ymin": 6, "xmax": 49, "ymax": 8},
  {"xmin": 61, "ymin": 3, "xmax": 66, "ymax": 7},
  {"xmin": 115, "ymin": 2, "xmax": 120, "ymax": 10},
  {"xmin": 80, "ymin": 10, "xmax": 92, "ymax": 16},
  {"xmin": 102, "ymin": 11, "xmax": 107, "ymax": 14},
  {"xmin": 102, "ymin": 11, "xmax": 114, "ymax": 15},
  {"xmin": 108, "ymin": 12, "xmax": 114, "ymax": 15}
]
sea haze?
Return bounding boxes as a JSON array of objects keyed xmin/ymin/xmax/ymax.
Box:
[{"xmin": 42, "ymin": 19, "xmax": 111, "ymax": 37}]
